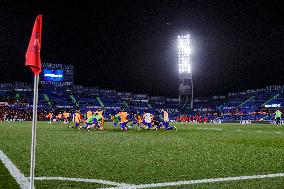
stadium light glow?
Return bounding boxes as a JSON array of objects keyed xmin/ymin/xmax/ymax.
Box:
[{"xmin": 178, "ymin": 34, "xmax": 191, "ymax": 73}]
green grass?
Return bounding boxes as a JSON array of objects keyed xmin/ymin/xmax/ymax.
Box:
[
  {"xmin": 160, "ymin": 177, "xmax": 284, "ymax": 189},
  {"xmin": 35, "ymin": 180, "xmax": 108, "ymax": 189},
  {"xmin": 0, "ymin": 160, "xmax": 20, "ymax": 189},
  {"xmin": 0, "ymin": 121, "xmax": 284, "ymax": 188}
]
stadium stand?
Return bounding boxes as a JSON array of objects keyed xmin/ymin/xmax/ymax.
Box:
[{"xmin": 0, "ymin": 82, "xmax": 283, "ymax": 122}]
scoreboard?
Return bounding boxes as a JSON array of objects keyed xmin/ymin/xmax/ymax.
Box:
[{"xmin": 40, "ymin": 63, "xmax": 74, "ymax": 86}]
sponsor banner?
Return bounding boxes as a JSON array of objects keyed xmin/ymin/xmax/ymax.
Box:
[
  {"xmin": 0, "ymin": 83, "xmax": 14, "ymax": 90},
  {"xmin": 117, "ymin": 92, "xmax": 131, "ymax": 96},
  {"xmin": 56, "ymin": 105, "xmax": 73, "ymax": 108},
  {"xmin": 265, "ymin": 104, "xmax": 281, "ymax": 108}
]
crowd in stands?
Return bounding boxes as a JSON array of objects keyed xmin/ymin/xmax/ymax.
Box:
[
  {"xmin": 176, "ymin": 108, "xmax": 279, "ymax": 123},
  {"xmin": 0, "ymin": 86, "xmax": 283, "ymax": 123},
  {"xmin": 1, "ymin": 106, "xmax": 279, "ymax": 124},
  {"xmin": 0, "ymin": 107, "xmax": 49, "ymax": 121}
]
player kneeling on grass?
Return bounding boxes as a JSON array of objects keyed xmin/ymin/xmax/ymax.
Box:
[
  {"xmin": 152, "ymin": 117, "xmax": 163, "ymax": 130},
  {"xmin": 142, "ymin": 111, "xmax": 153, "ymax": 130},
  {"xmin": 87, "ymin": 114, "xmax": 104, "ymax": 131},
  {"xmin": 160, "ymin": 109, "xmax": 176, "ymax": 130},
  {"xmin": 63, "ymin": 111, "xmax": 70, "ymax": 124},
  {"xmin": 94, "ymin": 108, "xmax": 105, "ymax": 129},
  {"xmin": 130, "ymin": 113, "xmax": 142, "ymax": 129},
  {"xmin": 68, "ymin": 111, "xmax": 81, "ymax": 128},
  {"xmin": 118, "ymin": 110, "xmax": 129, "ymax": 131},
  {"xmin": 111, "ymin": 113, "xmax": 120, "ymax": 128},
  {"xmin": 81, "ymin": 114, "xmax": 95, "ymax": 130}
]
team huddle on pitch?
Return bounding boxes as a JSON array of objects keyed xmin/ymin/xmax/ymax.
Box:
[{"xmin": 50, "ymin": 109, "xmax": 177, "ymax": 131}]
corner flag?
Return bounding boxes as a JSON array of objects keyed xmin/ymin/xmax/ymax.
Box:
[
  {"xmin": 25, "ymin": 15, "xmax": 43, "ymax": 189},
  {"xmin": 25, "ymin": 15, "xmax": 42, "ymax": 75}
]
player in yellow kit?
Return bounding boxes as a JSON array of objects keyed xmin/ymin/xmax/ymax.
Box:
[
  {"xmin": 95, "ymin": 108, "xmax": 105, "ymax": 129},
  {"xmin": 160, "ymin": 109, "xmax": 176, "ymax": 130},
  {"xmin": 57, "ymin": 112, "xmax": 63, "ymax": 122},
  {"xmin": 118, "ymin": 110, "xmax": 128, "ymax": 131},
  {"xmin": 130, "ymin": 113, "xmax": 142, "ymax": 129},
  {"xmin": 47, "ymin": 112, "xmax": 53, "ymax": 124},
  {"xmin": 68, "ymin": 110, "xmax": 81, "ymax": 128},
  {"xmin": 86, "ymin": 110, "xmax": 93, "ymax": 119},
  {"xmin": 63, "ymin": 111, "xmax": 70, "ymax": 124}
]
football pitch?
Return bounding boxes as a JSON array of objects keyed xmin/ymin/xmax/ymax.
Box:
[{"xmin": 0, "ymin": 121, "xmax": 284, "ymax": 189}]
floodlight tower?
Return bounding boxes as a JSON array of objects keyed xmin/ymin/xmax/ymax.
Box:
[{"xmin": 178, "ymin": 34, "xmax": 193, "ymax": 109}]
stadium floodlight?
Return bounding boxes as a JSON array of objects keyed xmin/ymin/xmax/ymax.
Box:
[
  {"xmin": 178, "ymin": 33, "xmax": 193, "ymax": 109},
  {"xmin": 178, "ymin": 34, "xmax": 191, "ymax": 73}
]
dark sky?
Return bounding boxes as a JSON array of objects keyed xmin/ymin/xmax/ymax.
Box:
[{"xmin": 0, "ymin": 0, "xmax": 283, "ymax": 97}]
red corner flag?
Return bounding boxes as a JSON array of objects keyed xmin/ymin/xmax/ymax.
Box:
[{"xmin": 25, "ymin": 15, "xmax": 42, "ymax": 75}]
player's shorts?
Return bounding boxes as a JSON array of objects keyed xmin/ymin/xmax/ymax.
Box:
[
  {"xmin": 120, "ymin": 122, "xmax": 127, "ymax": 128},
  {"xmin": 92, "ymin": 118, "xmax": 98, "ymax": 124}
]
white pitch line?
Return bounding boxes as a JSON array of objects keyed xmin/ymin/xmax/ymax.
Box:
[
  {"xmin": 0, "ymin": 149, "xmax": 30, "ymax": 189},
  {"xmin": 198, "ymin": 128, "xmax": 222, "ymax": 131},
  {"xmin": 2, "ymin": 149, "xmax": 284, "ymax": 189},
  {"xmin": 275, "ymin": 132, "xmax": 281, "ymax": 134},
  {"xmin": 100, "ymin": 173, "xmax": 284, "ymax": 189},
  {"xmin": 34, "ymin": 176, "xmax": 130, "ymax": 187}
]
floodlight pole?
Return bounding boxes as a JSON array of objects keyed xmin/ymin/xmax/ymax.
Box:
[
  {"xmin": 191, "ymin": 73, "xmax": 193, "ymax": 109},
  {"xmin": 30, "ymin": 74, "xmax": 39, "ymax": 189}
]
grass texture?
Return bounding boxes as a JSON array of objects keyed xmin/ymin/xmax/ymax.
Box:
[{"xmin": 0, "ymin": 121, "xmax": 283, "ymax": 188}]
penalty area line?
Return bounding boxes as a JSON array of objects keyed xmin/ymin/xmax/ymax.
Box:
[
  {"xmin": 0, "ymin": 149, "xmax": 30, "ymax": 189},
  {"xmin": 100, "ymin": 173, "xmax": 284, "ymax": 189}
]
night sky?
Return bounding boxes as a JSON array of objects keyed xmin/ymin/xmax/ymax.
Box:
[{"xmin": 0, "ymin": 0, "xmax": 283, "ymax": 97}]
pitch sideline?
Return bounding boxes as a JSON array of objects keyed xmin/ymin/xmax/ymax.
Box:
[{"xmin": 100, "ymin": 173, "xmax": 284, "ymax": 189}]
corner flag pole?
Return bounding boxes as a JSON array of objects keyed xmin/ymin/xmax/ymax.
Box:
[
  {"xmin": 25, "ymin": 15, "xmax": 42, "ymax": 189},
  {"xmin": 30, "ymin": 74, "xmax": 39, "ymax": 189}
]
